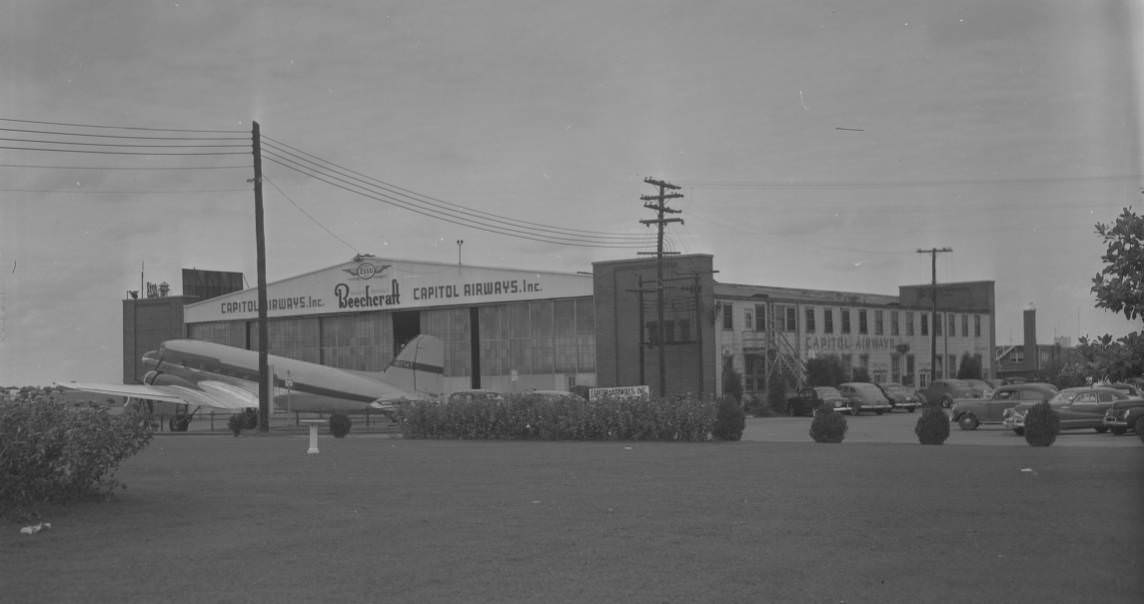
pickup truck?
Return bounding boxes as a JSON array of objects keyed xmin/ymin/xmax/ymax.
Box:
[{"xmin": 949, "ymin": 382, "xmax": 1058, "ymax": 431}]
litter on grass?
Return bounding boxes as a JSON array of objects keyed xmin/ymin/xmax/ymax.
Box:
[{"xmin": 20, "ymin": 522, "xmax": 51, "ymax": 535}]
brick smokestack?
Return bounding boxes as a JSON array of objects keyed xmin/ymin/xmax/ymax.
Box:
[{"xmin": 1023, "ymin": 304, "xmax": 1037, "ymax": 372}]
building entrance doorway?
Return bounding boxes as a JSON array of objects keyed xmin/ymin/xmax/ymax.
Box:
[{"xmin": 392, "ymin": 311, "xmax": 421, "ymax": 356}]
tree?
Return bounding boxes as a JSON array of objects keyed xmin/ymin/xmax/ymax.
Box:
[
  {"xmin": 956, "ymin": 353, "xmax": 982, "ymax": 379},
  {"xmin": 805, "ymin": 356, "xmax": 846, "ymax": 387},
  {"xmin": 1092, "ymin": 207, "xmax": 1144, "ymax": 323}
]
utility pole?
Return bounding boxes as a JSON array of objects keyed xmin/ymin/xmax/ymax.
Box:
[
  {"xmin": 917, "ymin": 247, "xmax": 952, "ymax": 386},
  {"xmin": 639, "ymin": 178, "xmax": 683, "ymax": 397},
  {"xmin": 253, "ymin": 121, "xmax": 270, "ymax": 432}
]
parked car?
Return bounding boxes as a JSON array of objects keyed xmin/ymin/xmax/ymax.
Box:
[
  {"xmin": 1094, "ymin": 382, "xmax": 1142, "ymax": 397},
  {"xmin": 949, "ymin": 382, "xmax": 1058, "ymax": 431},
  {"xmin": 1102, "ymin": 398, "xmax": 1144, "ymax": 439},
  {"xmin": 921, "ymin": 379, "xmax": 982, "ymax": 408},
  {"xmin": 837, "ymin": 382, "xmax": 893, "ymax": 415},
  {"xmin": 876, "ymin": 382, "xmax": 923, "ymax": 412},
  {"xmin": 785, "ymin": 386, "xmax": 847, "ymax": 417},
  {"xmin": 1001, "ymin": 386, "xmax": 1134, "ymax": 434},
  {"xmin": 963, "ymin": 379, "xmax": 995, "ymax": 399}
]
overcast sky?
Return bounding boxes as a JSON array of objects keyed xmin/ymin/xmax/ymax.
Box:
[{"xmin": 2, "ymin": 0, "xmax": 1142, "ymax": 385}]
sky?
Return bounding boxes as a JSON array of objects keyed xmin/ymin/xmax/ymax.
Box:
[{"xmin": 1, "ymin": 0, "xmax": 1142, "ymax": 386}]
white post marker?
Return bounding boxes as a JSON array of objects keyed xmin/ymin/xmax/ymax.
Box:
[{"xmin": 300, "ymin": 419, "xmax": 324, "ymax": 454}]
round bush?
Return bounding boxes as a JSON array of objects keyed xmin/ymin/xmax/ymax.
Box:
[
  {"xmin": 1023, "ymin": 401, "xmax": 1059, "ymax": 447},
  {"xmin": 712, "ymin": 396, "xmax": 746, "ymax": 441},
  {"xmin": 329, "ymin": 413, "xmax": 352, "ymax": 438},
  {"xmin": 227, "ymin": 413, "xmax": 245, "ymax": 437},
  {"xmin": 809, "ymin": 408, "xmax": 847, "ymax": 443},
  {"xmin": 914, "ymin": 405, "xmax": 950, "ymax": 445}
]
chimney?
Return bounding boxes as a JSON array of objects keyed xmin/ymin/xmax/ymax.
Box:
[{"xmin": 1023, "ymin": 303, "xmax": 1037, "ymax": 372}]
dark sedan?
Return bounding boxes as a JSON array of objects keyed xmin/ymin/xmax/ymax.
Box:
[
  {"xmin": 1002, "ymin": 386, "xmax": 1130, "ymax": 434},
  {"xmin": 785, "ymin": 387, "xmax": 846, "ymax": 417},
  {"xmin": 876, "ymin": 382, "xmax": 923, "ymax": 412},
  {"xmin": 837, "ymin": 382, "xmax": 894, "ymax": 415}
]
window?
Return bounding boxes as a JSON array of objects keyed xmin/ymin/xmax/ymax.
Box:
[
  {"xmin": 906, "ymin": 354, "xmax": 915, "ymax": 386},
  {"xmin": 921, "ymin": 314, "xmax": 929, "ymax": 336},
  {"xmin": 755, "ymin": 304, "xmax": 766, "ymax": 332},
  {"xmin": 949, "ymin": 355, "xmax": 957, "ymax": 377},
  {"xmin": 774, "ymin": 305, "xmax": 786, "ymax": 331},
  {"xmin": 935, "ymin": 313, "xmax": 943, "ymax": 336},
  {"xmin": 842, "ymin": 309, "xmax": 851, "ymax": 334},
  {"xmin": 875, "ymin": 310, "xmax": 884, "ymax": 335},
  {"xmin": 824, "ymin": 307, "xmax": 834, "ymax": 334},
  {"xmin": 678, "ymin": 320, "xmax": 691, "ymax": 342},
  {"xmin": 974, "ymin": 315, "xmax": 982, "ymax": 338},
  {"xmin": 722, "ymin": 304, "xmax": 733, "ymax": 330},
  {"xmin": 744, "ymin": 310, "xmax": 753, "ymax": 331},
  {"xmin": 905, "ymin": 311, "xmax": 914, "ymax": 336},
  {"xmin": 646, "ymin": 322, "xmax": 658, "ymax": 345},
  {"xmin": 858, "ymin": 309, "xmax": 868, "ymax": 335},
  {"xmin": 786, "ymin": 307, "xmax": 797, "ymax": 331},
  {"xmin": 805, "ymin": 307, "xmax": 816, "ymax": 333},
  {"xmin": 961, "ymin": 314, "xmax": 969, "ymax": 337},
  {"xmin": 935, "ymin": 354, "xmax": 943, "ymax": 378},
  {"xmin": 949, "ymin": 313, "xmax": 957, "ymax": 337},
  {"xmin": 891, "ymin": 353, "xmax": 902, "ymax": 383}
]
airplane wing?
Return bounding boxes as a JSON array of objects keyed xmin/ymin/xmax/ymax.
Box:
[{"xmin": 56, "ymin": 381, "xmax": 256, "ymax": 411}]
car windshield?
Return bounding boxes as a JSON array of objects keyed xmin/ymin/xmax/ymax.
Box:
[
  {"xmin": 882, "ymin": 384, "xmax": 909, "ymax": 394},
  {"xmin": 815, "ymin": 387, "xmax": 842, "ymax": 398}
]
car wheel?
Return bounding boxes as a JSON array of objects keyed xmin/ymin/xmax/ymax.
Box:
[
  {"xmin": 1110, "ymin": 427, "xmax": 1127, "ymax": 436},
  {"xmin": 1013, "ymin": 427, "xmax": 1025, "ymax": 436},
  {"xmin": 1094, "ymin": 426, "xmax": 1108, "ymax": 434},
  {"xmin": 940, "ymin": 396, "xmax": 953, "ymax": 409},
  {"xmin": 958, "ymin": 414, "xmax": 979, "ymax": 431}
]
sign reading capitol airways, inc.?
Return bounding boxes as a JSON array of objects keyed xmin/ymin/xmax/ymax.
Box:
[{"xmin": 184, "ymin": 257, "xmax": 592, "ymax": 323}]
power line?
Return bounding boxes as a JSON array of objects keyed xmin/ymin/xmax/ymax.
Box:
[
  {"xmin": 263, "ymin": 153, "xmax": 651, "ymax": 248},
  {"xmin": 0, "ymin": 162, "xmax": 251, "ymax": 170},
  {"xmin": 262, "ymin": 175, "xmax": 360, "ymax": 255},
  {"xmin": 0, "ymin": 127, "xmax": 248, "ymax": 141},
  {"xmin": 0, "ymin": 136, "xmax": 248, "ymax": 149},
  {"xmin": 0, "ymin": 187, "xmax": 247, "ymax": 195},
  {"xmin": 0, "ymin": 145, "xmax": 247, "ymax": 156},
  {"xmin": 262, "ymin": 136, "xmax": 657, "ymax": 243},
  {"xmin": 0, "ymin": 117, "xmax": 246, "ymax": 134}
]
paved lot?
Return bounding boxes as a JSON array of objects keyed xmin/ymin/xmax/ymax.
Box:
[{"xmin": 743, "ymin": 409, "xmax": 1143, "ymax": 447}]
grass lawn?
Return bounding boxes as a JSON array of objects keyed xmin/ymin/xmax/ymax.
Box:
[{"xmin": 2, "ymin": 434, "xmax": 1141, "ymax": 603}]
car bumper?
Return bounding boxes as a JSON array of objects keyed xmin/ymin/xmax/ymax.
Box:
[
  {"xmin": 1002, "ymin": 416, "xmax": 1025, "ymax": 430},
  {"xmin": 1102, "ymin": 417, "xmax": 1128, "ymax": 428}
]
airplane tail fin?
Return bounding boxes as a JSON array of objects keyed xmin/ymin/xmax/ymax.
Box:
[{"xmin": 382, "ymin": 335, "xmax": 444, "ymax": 398}]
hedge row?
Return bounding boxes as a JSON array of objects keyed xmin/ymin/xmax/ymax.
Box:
[
  {"xmin": 1, "ymin": 397, "xmax": 154, "ymax": 515},
  {"xmin": 398, "ymin": 393, "xmax": 729, "ymax": 441}
]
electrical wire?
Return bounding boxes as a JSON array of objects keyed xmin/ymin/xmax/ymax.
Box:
[
  {"xmin": 0, "ymin": 117, "xmax": 246, "ymax": 134},
  {"xmin": 0, "ymin": 162, "xmax": 251, "ymax": 170},
  {"xmin": 262, "ymin": 175, "xmax": 360, "ymax": 255},
  {"xmin": 0, "ymin": 187, "xmax": 248, "ymax": 195},
  {"xmin": 0, "ymin": 136, "xmax": 248, "ymax": 148},
  {"xmin": 263, "ymin": 153, "xmax": 654, "ymax": 249},
  {"xmin": 683, "ymin": 174, "xmax": 1143, "ymax": 191},
  {"xmin": 0, "ymin": 145, "xmax": 247, "ymax": 156},
  {"xmin": 0, "ymin": 127, "xmax": 247, "ymax": 141},
  {"xmin": 262, "ymin": 136, "xmax": 657, "ymax": 243}
]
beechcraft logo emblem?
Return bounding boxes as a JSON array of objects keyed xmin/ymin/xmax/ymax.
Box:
[{"xmin": 343, "ymin": 262, "xmax": 391, "ymax": 280}]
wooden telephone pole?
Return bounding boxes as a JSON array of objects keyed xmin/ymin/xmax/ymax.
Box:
[
  {"xmin": 917, "ymin": 247, "xmax": 952, "ymax": 385},
  {"xmin": 639, "ymin": 178, "xmax": 683, "ymax": 397},
  {"xmin": 253, "ymin": 121, "xmax": 270, "ymax": 431}
]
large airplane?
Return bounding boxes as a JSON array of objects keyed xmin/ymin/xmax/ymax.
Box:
[{"xmin": 57, "ymin": 334, "xmax": 444, "ymax": 431}]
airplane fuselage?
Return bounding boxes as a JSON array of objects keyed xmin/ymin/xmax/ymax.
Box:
[{"xmin": 145, "ymin": 339, "xmax": 428, "ymax": 414}]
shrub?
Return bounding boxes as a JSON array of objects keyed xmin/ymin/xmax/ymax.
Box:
[
  {"xmin": 329, "ymin": 413, "xmax": 352, "ymax": 438},
  {"xmin": 397, "ymin": 393, "xmax": 717, "ymax": 442},
  {"xmin": 242, "ymin": 408, "xmax": 259, "ymax": 430},
  {"xmin": 1023, "ymin": 401, "xmax": 1059, "ymax": 447},
  {"xmin": 227, "ymin": 413, "xmax": 245, "ymax": 437},
  {"xmin": 809, "ymin": 408, "xmax": 847, "ymax": 443},
  {"xmin": 712, "ymin": 396, "xmax": 746, "ymax": 441},
  {"xmin": 915, "ymin": 405, "xmax": 951, "ymax": 445},
  {"xmin": 0, "ymin": 398, "xmax": 153, "ymax": 517}
]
